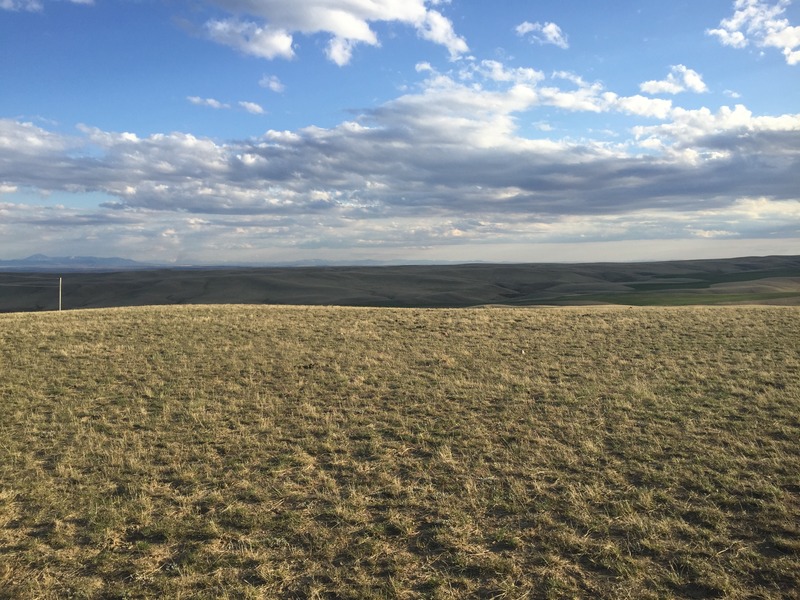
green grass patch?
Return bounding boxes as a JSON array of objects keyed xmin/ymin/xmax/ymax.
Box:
[{"xmin": 1, "ymin": 305, "xmax": 799, "ymax": 598}]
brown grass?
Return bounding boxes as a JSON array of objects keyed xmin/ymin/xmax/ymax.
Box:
[{"xmin": 0, "ymin": 305, "xmax": 798, "ymax": 598}]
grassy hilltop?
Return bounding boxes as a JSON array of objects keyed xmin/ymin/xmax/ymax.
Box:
[{"xmin": 1, "ymin": 305, "xmax": 799, "ymax": 598}]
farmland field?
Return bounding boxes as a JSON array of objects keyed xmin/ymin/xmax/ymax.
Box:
[{"xmin": 1, "ymin": 305, "xmax": 799, "ymax": 598}]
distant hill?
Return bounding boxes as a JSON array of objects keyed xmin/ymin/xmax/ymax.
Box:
[{"xmin": 1, "ymin": 254, "xmax": 798, "ymax": 312}]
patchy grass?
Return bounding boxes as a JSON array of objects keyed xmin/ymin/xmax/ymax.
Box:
[{"xmin": 1, "ymin": 305, "xmax": 798, "ymax": 599}]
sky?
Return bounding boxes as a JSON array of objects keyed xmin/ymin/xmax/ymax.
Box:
[{"xmin": 1, "ymin": 0, "xmax": 799, "ymax": 265}]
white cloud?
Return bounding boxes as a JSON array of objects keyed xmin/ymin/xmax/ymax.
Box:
[
  {"xmin": 551, "ymin": 71, "xmax": 588, "ymax": 86},
  {"xmin": 730, "ymin": 196, "xmax": 800, "ymax": 219},
  {"xmin": 610, "ymin": 94, "xmax": 674, "ymax": 119},
  {"xmin": 537, "ymin": 74, "xmax": 607, "ymax": 113},
  {"xmin": 0, "ymin": 119, "xmax": 74, "ymax": 155},
  {"xmin": 708, "ymin": 0, "xmax": 800, "ymax": 65},
  {"xmin": 187, "ymin": 96, "xmax": 230, "ymax": 109},
  {"xmin": 202, "ymin": 0, "xmax": 467, "ymax": 65},
  {"xmin": 259, "ymin": 75, "xmax": 285, "ymax": 92},
  {"xmin": 206, "ymin": 18, "xmax": 294, "ymax": 60},
  {"xmin": 1, "ymin": 55, "xmax": 799, "ymax": 262},
  {"xmin": 464, "ymin": 60, "xmax": 545, "ymax": 84},
  {"xmin": 326, "ymin": 37, "xmax": 358, "ymax": 66},
  {"xmin": 679, "ymin": 67, "xmax": 708, "ymax": 93},
  {"xmin": 640, "ymin": 65, "xmax": 709, "ymax": 95},
  {"xmin": 710, "ymin": 27, "xmax": 749, "ymax": 48},
  {"xmin": 416, "ymin": 10, "xmax": 469, "ymax": 60},
  {"xmin": 633, "ymin": 103, "xmax": 800, "ymax": 147},
  {"xmin": 689, "ymin": 228, "xmax": 738, "ymax": 238},
  {"xmin": 239, "ymin": 101, "xmax": 265, "ymax": 115},
  {"xmin": 1, "ymin": 0, "xmax": 92, "ymax": 10},
  {"xmin": 0, "ymin": 0, "xmax": 42, "ymax": 10},
  {"xmin": 515, "ymin": 21, "xmax": 569, "ymax": 49}
]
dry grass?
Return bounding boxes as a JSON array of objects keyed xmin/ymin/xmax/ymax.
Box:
[{"xmin": 0, "ymin": 305, "xmax": 798, "ymax": 599}]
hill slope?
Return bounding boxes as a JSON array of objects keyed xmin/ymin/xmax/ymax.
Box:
[{"xmin": 1, "ymin": 255, "xmax": 799, "ymax": 312}]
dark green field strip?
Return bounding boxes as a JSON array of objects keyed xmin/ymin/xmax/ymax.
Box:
[
  {"xmin": 626, "ymin": 268, "xmax": 800, "ymax": 291},
  {"xmin": 557, "ymin": 291, "xmax": 800, "ymax": 306}
]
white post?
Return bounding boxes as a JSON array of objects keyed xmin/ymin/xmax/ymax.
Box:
[{"xmin": 59, "ymin": 277, "xmax": 62, "ymax": 311}]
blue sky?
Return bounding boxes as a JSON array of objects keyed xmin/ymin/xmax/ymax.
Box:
[{"xmin": 1, "ymin": 0, "xmax": 798, "ymax": 264}]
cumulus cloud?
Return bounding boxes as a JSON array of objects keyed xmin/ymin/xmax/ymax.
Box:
[
  {"xmin": 187, "ymin": 96, "xmax": 230, "ymax": 109},
  {"xmin": 0, "ymin": 119, "xmax": 75, "ymax": 156},
  {"xmin": 1, "ymin": 0, "xmax": 91, "ymax": 9},
  {"xmin": 1, "ymin": 57, "xmax": 798, "ymax": 261},
  {"xmin": 516, "ymin": 21, "xmax": 569, "ymax": 49},
  {"xmin": 416, "ymin": 9, "xmax": 469, "ymax": 60},
  {"xmin": 326, "ymin": 37, "xmax": 358, "ymax": 66},
  {"xmin": 538, "ymin": 72, "xmax": 673, "ymax": 117},
  {"xmin": 5, "ymin": 71, "xmax": 799, "ymax": 210},
  {"xmin": 640, "ymin": 65, "xmax": 709, "ymax": 95},
  {"xmin": 201, "ymin": 0, "xmax": 467, "ymax": 65},
  {"xmin": 259, "ymin": 75, "xmax": 285, "ymax": 92},
  {"xmin": 239, "ymin": 101, "xmax": 265, "ymax": 115},
  {"xmin": 205, "ymin": 18, "xmax": 294, "ymax": 60},
  {"xmin": 633, "ymin": 103, "xmax": 800, "ymax": 148},
  {"xmin": 188, "ymin": 97, "xmax": 264, "ymax": 114},
  {"xmin": 609, "ymin": 94, "xmax": 674, "ymax": 119},
  {"xmin": 463, "ymin": 60, "xmax": 545, "ymax": 84},
  {"xmin": 708, "ymin": 0, "xmax": 800, "ymax": 65},
  {"xmin": 0, "ymin": 0, "xmax": 42, "ymax": 9}
]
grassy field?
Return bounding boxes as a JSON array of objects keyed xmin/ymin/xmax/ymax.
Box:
[{"xmin": 1, "ymin": 305, "xmax": 798, "ymax": 599}]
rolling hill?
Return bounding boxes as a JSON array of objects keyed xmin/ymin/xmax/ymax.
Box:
[{"xmin": 1, "ymin": 255, "xmax": 798, "ymax": 312}]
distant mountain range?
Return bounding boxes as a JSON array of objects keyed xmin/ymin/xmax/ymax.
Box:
[
  {"xmin": 0, "ymin": 254, "xmax": 481, "ymax": 271},
  {"xmin": 2, "ymin": 252, "xmax": 800, "ymax": 275},
  {"xmin": 0, "ymin": 254, "xmax": 158, "ymax": 271}
]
